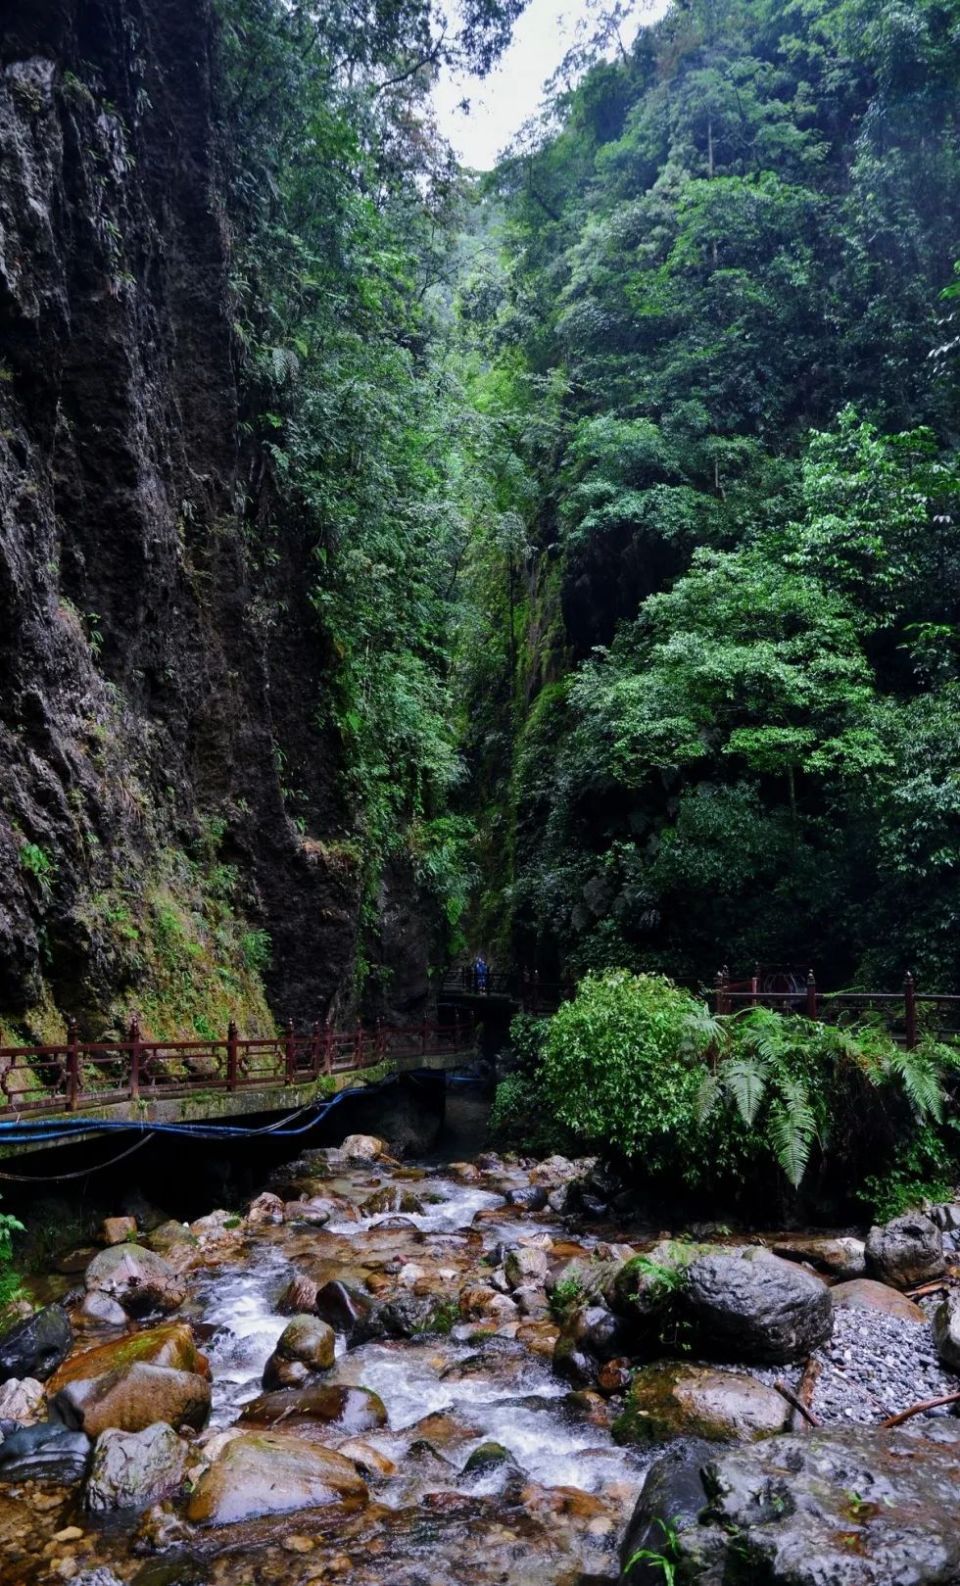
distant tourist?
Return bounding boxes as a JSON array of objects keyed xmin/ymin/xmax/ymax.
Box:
[{"xmin": 474, "ymin": 954, "xmax": 489, "ymax": 994}]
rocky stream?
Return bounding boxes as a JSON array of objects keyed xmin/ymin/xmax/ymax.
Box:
[{"xmin": 2, "ymin": 1123, "xmax": 960, "ymax": 1586}]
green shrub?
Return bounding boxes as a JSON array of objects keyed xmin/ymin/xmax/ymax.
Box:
[
  {"xmin": 540, "ymin": 971, "xmax": 717, "ymax": 1173},
  {"xmin": 521, "ymin": 969, "xmax": 960, "ymax": 1209},
  {"xmin": 0, "ymin": 1204, "xmax": 25, "ymax": 1312}
]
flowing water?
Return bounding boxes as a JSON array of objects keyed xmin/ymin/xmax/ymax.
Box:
[{"xmin": 0, "ymin": 1148, "xmax": 648, "ymax": 1586}]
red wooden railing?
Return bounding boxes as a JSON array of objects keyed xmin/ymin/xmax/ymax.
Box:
[
  {"xmin": 0, "ymin": 1012, "xmax": 476, "ymax": 1117},
  {"xmin": 711, "ymin": 968, "xmax": 960, "ymax": 1048}
]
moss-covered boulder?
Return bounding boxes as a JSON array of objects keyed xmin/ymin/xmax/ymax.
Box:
[
  {"xmin": 48, "ymin": 1322, "xmax": 200, "ymax": 1395},
  {"xmin": 613, "ymin": 1361, "xmax": 790, "ymax": 1446}
]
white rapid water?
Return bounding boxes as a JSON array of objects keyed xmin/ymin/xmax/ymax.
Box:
[{"xmin": 194, "ymin": 1170, "xmax": 645, "ymax": 1496}]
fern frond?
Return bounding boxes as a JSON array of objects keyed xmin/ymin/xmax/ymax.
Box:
[
  {"xmin": 719, "ymin": 1054, "xmax": 768, "ymax": 1127},
  {"xmin": 887, "ymin": 1047, "xmax": 945, "ymax": 1123},
  {"xmin": 769, "ymin": 1076, "xmax": 816, "ymax": 1188},
  {"xmin": 696, "ymin": 1069, "xmax": 721, "ymax": 1123}
]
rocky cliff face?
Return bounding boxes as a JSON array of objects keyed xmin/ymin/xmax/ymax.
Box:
[{"xmin": 0, "ymin": 0, "xmax": 392, "ymax": 1038}]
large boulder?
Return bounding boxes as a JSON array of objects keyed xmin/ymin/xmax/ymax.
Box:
[
  {"xmin": 613, "ymin": 1362, "xmax": 790, "ymax": 1446},
  {"xmin": 621, "ymin": 1421, "xmax": 960, "ymax": 1586},
  {"xmin": 0, "ymin": 1304, "xmax": 72, "ymax": 1383},
  {"xmin": 47, "ymin": 1322, "xmax": 201, "ymax": 1395},
  {"xmin": 932, "ymin": 1290, "xmax": 960, "ymax": 1371},
  {"xmin": 186, "ymin": 1431, "xmax": 366, "ymax": 1525},
  {"xmin": 866, "ymin": 1213, "xmax": 945, "ymax": 1290},
  {"xmin": 86, "ymin": 1422, "xmax": 189, "ymax": 1511},
  {"xmin": 831, "ymin": 1278, "xmax": 927, "ymax": 1324},
  {"xmin": 0, "ymin": 1422, "xmax": 91, "ymax": 1483},
  {"xmin": 239, "ymin": 1382, "xmax": 387, "ymax": 1433},
  {"xmin": 680, "ymin": 1247, "xmax": 832, "ymax": 1363},
  {"xmin": 54, "ymin": 1361, "xmax": 211, "ymax": 1437},
  {"xmin": 84, "ymin": 1245, "xmax": 185, "ymax": 1317}
]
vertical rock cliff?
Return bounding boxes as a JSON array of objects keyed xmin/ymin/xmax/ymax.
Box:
[{"xmin": 0, "ymin": 0, "xmax": 384, "ymax": 1037}]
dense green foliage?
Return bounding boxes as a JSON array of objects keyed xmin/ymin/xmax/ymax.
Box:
[
  {"xmin": 454, "ymin": 0, "xmax": 960, "ymax": 989},
  {"xmin": 213, "ymin": 0, "xmax": 526, "ymax": 976},
  {"xmin": 504, "ymin": 971, "xmax": 960, "ymax": 1212},
  {"xmin": 216, "ymin": 0, "xmax": 960, "ymax": 1028},
  {"xmin": 501, "ymin": 964, "xmax": 958, "ymax": 1211}
]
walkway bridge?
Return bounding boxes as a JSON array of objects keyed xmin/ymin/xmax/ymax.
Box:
[{"xmin": 0, "ymin": 1014, "xmax": 476, "ymax": 1162}]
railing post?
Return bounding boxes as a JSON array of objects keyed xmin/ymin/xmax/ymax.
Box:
[
  {"xmin": 128, "ymin": 1014, "xmax": 142, "ymax": 1101},
  {"xmin": 227, "ymin": 1019, "xmax": 239, "ymax": 1092},
  {"xmin": 805, "ymin": 970, "xmax": 817, "ymax": 1021},
  {"xmin": 453, "ymin": 1008, "xmax": 461, "ymax": 1051},
  {"xmin": 311, "ymin": 1020, "xmax": 322, "ymax": 1077},
  {"xmin": 905, "ymin": 972, "xmax": 917, "ymax": 1050},
  {"xmin": 750, "ymin": 963, "xmax": 759, "ymax": 1008},
  {"xmin": 66, "ymin": 1018, "xmax": 80, "ymax": 1111},
  {"xmin": 376, "ymin": 1018, "xmax": 386, "ymax": 1062},
  {"xmin": 355, "ymin": 1018, "xmax": 364, "ymax": 1068},
  {"xmin": 284, "ymin": 1018, "xmax": 296, "ymax": 1084},
  {"xmin": 324, "ymin": 1026, "xmax": 334, "ymax": 1075}
]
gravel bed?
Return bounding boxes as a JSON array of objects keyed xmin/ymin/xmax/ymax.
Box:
[{"xmin": 748, "ymin": 1305, "xmax": 960, "ymax": 1425}]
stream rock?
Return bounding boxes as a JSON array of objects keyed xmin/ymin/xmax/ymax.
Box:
[
  {"xmin": 0, "ymin": 1304, "xmax": 72, "ymax": 1382},
  {"xmin": 100, "ymin": 1216, "xmax": 138, "ymax": 1247},
  {"xmin": 262, "ymin": 1314, "xmax": 335, "ymax": 1388},
  {"xmin": 620, "ymin": 1421, "xmax": 960, "ymax": 1585},
  {"xmin": 0, "ymin": 1421, "xmax": 92, "ymax": 1483},
  {"xmin": 246, "ymin": 1192, "xmax": 285, "ymax": 1226},
  {"xmin": 85, "ymin": 1246, "xmax": 186, "ymax": 1317},
  {"xmin": 504, "ymin": 1246, "xmax": 549, "ymax": 1289},
  {"xmin": 239, "ymin": 1382, "xmax": 388, "ymax": 1433},
  {"xmin": 931, "ymin": 1290, "xmax": 960, "ymax": 1371},
  {"xmin": 48, "ymin": 1321, "xmax": 201, "ymax": 1393},
  {"xmin": 314, "ymin": 1279, "xmax": 374, "ymax": 1340},
  {"xmin": 866, "ymin": 1213, "xmax": 944, "ymax": 1289},
  {"xmin": 55, "ymin": 1361, "xmax": 211, "ymax": 1436},
  {"xmin": 680, "ymin": 1247, "xmax": 832, "ymax": 1363},
  {"xmin": 278, "ymin": 1273, "xmax": 319, "ymax": 1314},
  {"xmin": 0, "ymin": 1375, "xmax": 44, "ymax": 1425},
  {"xmin": 86, "ymin": 1421, "xmax": 189, "ymax": 1511},
  {"xmin": 340, "ymin": 1134, "xmax": 388, "ymax": 1161},
  {"xmin": 770, "ymin": 1234, "xmax": 866, "ymax": 1279},
  {"xmin": 186, "ymin": 1431, "xmax": 367, "ymax": 1524},
  {"xmin": 831, "ymin": 1277, "xmax": 928, "ymax": 1323},
  {"xmin": 613, "ymin": 1361, "xmax": 790, "ymax": 1445}
]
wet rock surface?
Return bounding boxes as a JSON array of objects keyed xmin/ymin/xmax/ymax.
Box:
[
  {"xmin": 85, "ymin": 1421, "xmax": 189, "ymax": 1511},
  {"xmin": 2, "ymin": 1135, "xmax": 960, "ymax": 1586},
  {"xmin": 681, "ymin": 1246, "xmax": 833, "ymax": 1362},
  {"xmin": 622, "ymin": 1421, "xmax": 960, "ymax": 1585},
  {"xmin": 0, "ymin": 1304, "xmax": 72, "ymax": 1382},
  {"xmin": 866, "ymin": 1213, "xmax": 945, "ymax": 1289}
]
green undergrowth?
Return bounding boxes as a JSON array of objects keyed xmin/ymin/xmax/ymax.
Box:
[{"xmin": 493, "ymin": 971, "xmax": 960, "ymax": 1219}]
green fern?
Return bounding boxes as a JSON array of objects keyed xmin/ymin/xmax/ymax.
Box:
[
  {"xmin": 769, "ymin": 1076, "xmax": 817, "ymax": 1187},
  {"xmin": 720, "ymin": 1053, "xmax": 767, "ymax": 1127},
  {"xmin": 884, "ymin": 1046, "xmax": 945, "ymax": 1123}
]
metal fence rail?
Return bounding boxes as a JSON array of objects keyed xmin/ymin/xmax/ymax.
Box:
[
  {"xmin": 0, "ymin": 1013, "xmax": 476, "ymax": 1116},
  {"xmin": 712, "ymin": 968, "xmax": 960, "ymax": 1047}
]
